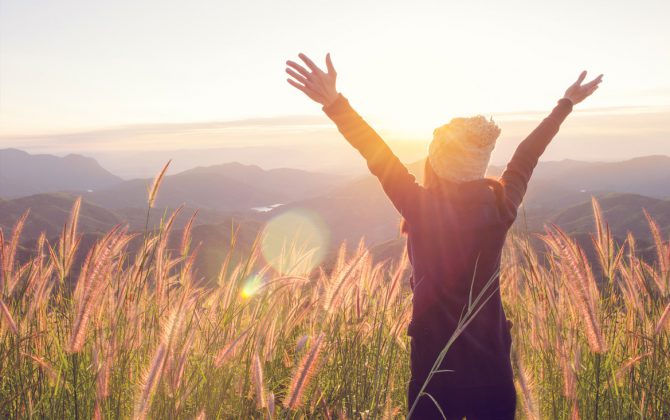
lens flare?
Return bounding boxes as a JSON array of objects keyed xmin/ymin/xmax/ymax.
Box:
[
  {"xmin": 260, "ymin": 209, "xmax": 329, "ymax": 275},
  {"xmin": 241, "ymin": 274, "xmax": 264, "ymax": 299}
]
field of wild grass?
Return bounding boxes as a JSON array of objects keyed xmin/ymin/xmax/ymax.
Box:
[{"xmin": 1, "ymin": 174, "xmax": 670, "ymax": 418}]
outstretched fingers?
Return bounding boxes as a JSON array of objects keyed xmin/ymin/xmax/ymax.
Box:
[
  {"xmin": 286, "ymin": 78, "xmax": 308, "ymax": 93},
  {"xmin": 564, "ymin": 70, "xmax": 603, "ymax": 104},
  {"xmin": 286, "ymin": 60, "xmax": 311, "ymax": 78},
  {"xmin": 325, "ymin": 53, "xmax": 336, "ymax": 75},
  {"xmin": 299, "ymin": 53, "xmax": 324, "ymax": 74},
  {"xmin": 285, "ymin": 53, "xmax": 339, "ymax": 106},
  {"xmin": 584, "ymin": 74, "xmax": 604, "ymax": 89},
  {"xmin": 285, "ymin": 67, "xmax": 308, "ymax": 85},
  {"xmin": 574, "ymin": 70, "xmax": 587, "ymax": 86},
  {"xmin": 286, "ymin": 77, "xmax": 326, "ymax": 103}
]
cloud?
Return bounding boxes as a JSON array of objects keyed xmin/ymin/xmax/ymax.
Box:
[
  {"xmin": 0, "ymin": 114, "xmax": 335, "ymax": 151},
  {"xmin": 1, "ymin": 106, "xmax": 668, "ymax": 176}
]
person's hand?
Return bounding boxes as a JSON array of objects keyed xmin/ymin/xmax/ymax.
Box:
[
  {"xmin": 286, "ymin": 53, "xmax": 339, "ymax": 107},
  {"xmin": 563, "ymin": 71, "xmax": 603, "ymax": 105}
]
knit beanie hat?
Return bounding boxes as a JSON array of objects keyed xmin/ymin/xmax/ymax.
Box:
[{"xmin": 428, "ymin": 115, "xmax": 501, "ymax": 182}]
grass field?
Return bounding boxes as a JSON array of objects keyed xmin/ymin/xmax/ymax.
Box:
[{"xmin": 1, "ymin": 191, "xmax": 669, "ymax": 419}]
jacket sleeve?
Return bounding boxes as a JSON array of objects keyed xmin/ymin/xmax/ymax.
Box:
[
  {"xmin": 323, "ymin": 94, "xmax": 422, "ymax": 219},
  {"xmin": 500, "ymin": 98, "xmax": 573, "ymax": 213}
]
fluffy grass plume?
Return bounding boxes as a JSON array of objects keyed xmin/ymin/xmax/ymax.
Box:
[
  {"xmin": 284, "ymin": 333, "xmax": 325, "ymax": 410},
  {"xmin": 0, "ymin": 197, "xmax": 669, "ymax": 418},
  {"xmin": 148, "ymin": 159, "xmax": 171, "ymax": 209}
]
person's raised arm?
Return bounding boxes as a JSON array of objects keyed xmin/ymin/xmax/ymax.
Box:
[
  {"xmin": 500, "ymin": 71, "xmax": 603, "ymax": 213},
  {"xmin": 286, "ymin": 53, "xmax": 421, "ymax": 219}
]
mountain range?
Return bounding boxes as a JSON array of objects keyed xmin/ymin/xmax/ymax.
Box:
[
  {"xmin": 0, "ymin": 148, "xmax": 122, "ymax": 198},
  {"xmin": 1, "ymin": 148, "xmax": 669, "ymax": 279},
  {"xmin": 83, "ymin": 162, "xmax": 345, "ymax": 211}
]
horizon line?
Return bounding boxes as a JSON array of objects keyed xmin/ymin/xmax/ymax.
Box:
[{"xmin": 2, "ymin": 104, "xmax": 669, "ymax": 140}]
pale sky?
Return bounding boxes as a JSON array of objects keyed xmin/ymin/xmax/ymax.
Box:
[{"xmin": 1, "ymin": 0, "xmax": 669, "ymax": 174}]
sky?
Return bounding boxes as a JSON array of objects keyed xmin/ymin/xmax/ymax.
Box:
[{"xmin": 1, "ymin": 0, "xmax": 669, "ymax": 176}]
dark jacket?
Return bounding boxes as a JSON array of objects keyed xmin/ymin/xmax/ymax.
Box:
[{"xmin": 323, "ymin": 94, "xmax": 573, "ymax": 388}]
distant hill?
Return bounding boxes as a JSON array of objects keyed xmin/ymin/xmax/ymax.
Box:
[
  {"xmin": 404, "ymin": 155, "xmax": 670, "ymax": 211},
  {"xmin": 3, "ymin": 153, "xmax": 669, "ymax": 274},
  {"xmin": 533, "ymin": 156, "xmax": 670, "ymax": 199},
  {"xmin": 85, "ymin": 163, "xmax": 346, "ymax": 212},
  {"xmin": 412, "ymin": 155, "xmax": 670, "ymax": 205},
  {"xmin": 0, "ymin": 193, "xmax": 241, "ymax": 241},
  {"xmin": 114, "ymin": 206, "xmax": 246, "ymax": 231},
  {"xmin": 542, "ymin": 193, "xmax": 670, "ymax": 239},
  {"xmin": 180, "ymin": 162, "xmax": 345, "ymax": 202},
  {"xmin": 270, "ymin": 156, "xmax": 670, "ymax": 249},
  {"xmin": 489, "ymin": 155, "xmax": 670, "ymax": 206},
  {"xmin": 271, "ymin": 175, "xmax": 405, "ymax": 248},
  {"xmin": 85, "ymin": 172, "xmax": 280, "ymax": 211},
  {"xmin": 0, "ymin": 148, "xmax": 122, "ymax": 198},
  {"xmin": 0, "ymin": 193, "xmax": 121, "ymax": 239}
]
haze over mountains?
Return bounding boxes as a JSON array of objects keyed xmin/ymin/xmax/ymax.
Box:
[
  {"xmin": 0, "ymin": 148, "xmax": 122, "ymax": 198},
  {"xmin": 84, "ymin": 162, "xmax": 345, "ymax": 211},
  {"xmin": 1, "ymin": 148, "xmax": 669, "ymax": 276},
  {"xmin": 490, "ymin": 155, "xmax": 670, "ymax": 201}
]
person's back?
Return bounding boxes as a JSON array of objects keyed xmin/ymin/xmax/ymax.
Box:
[
  {"xmin": 405, "ymin": 178, "xmax": 513, "ymax": 388},
  {"xmin": 285, "ymin": 53, "xmax": 602, "ymax": 419}
]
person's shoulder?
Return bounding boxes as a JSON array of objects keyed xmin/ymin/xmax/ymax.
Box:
[
  {"xmin": 455, "ymin": 179, "xmax": 498, "ymax": 201},
  {"xmin": 453, "ymin": 180, "xmax": 513, "ymax": 227}
]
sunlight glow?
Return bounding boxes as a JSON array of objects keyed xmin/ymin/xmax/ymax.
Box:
[{"xmin": 260, "ymin": 209, "xmax": 329, "ymax": 275}]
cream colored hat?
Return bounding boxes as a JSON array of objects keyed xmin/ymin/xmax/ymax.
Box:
[{"xmin": 428, "ymin": 115, "xmax": 501, "ymax": 182}]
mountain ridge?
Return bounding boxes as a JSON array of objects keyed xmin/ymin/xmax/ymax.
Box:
[{"xmin": 0, "ymin": 148, "xmax": 123, "ymax": 198}]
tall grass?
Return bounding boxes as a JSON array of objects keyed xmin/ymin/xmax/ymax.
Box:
[{"xmin": 0, "ymin": 185, "xmax": 669, "ymax": 418}]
